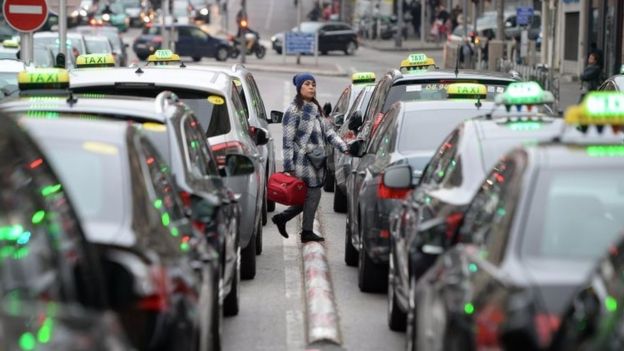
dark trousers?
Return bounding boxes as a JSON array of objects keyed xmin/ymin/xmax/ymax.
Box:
[{"xmin": 279, "ymin": 187, "xmax": 322, "ymax": 232}]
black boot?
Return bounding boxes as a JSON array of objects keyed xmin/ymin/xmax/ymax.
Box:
[
  {"xmin": 301, "ymin": 230, "xmax": 325, "ymax": 243},
  {"xmin": 272, "ymin": 214, "xmax": 289, "ymax": 238}
]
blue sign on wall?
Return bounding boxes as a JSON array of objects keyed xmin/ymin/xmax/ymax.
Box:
[
  {"xmin": 285, "ymin": 32, "xmax": 316, "ymax": 55},
  {"xmin": 516, "ymin": 7, "xmax": 534, "ymax": 26}
]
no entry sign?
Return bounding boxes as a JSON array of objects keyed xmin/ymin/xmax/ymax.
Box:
[{"xmin": 3, "ymin": 0, "xmax": 48, "ymax": 32}]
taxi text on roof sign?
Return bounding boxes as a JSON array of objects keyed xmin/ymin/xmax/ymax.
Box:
[
  {"xmin": 148, "ymin": 49, "xmax": 181, "ymax": 63},
  {"xmin": 351, "ymin": 72, "xmax": 375, "ymax": 84},
  {"xmin": 17, "ymin": 68, "xmax": 69, "ymax": 90},
  {"xmin": 495, "ymin": 81, "xmax": 554, "ymax": 106},
  {"xmin": 408, "ymin": 53, "xmax": 427, "ymax": 63},
  {"xmin": 446, "ymin": 83, "xmax": 487, "ymax": 99},
  {"xmin": 564, "ymin": 92, "xmax": 624, "ymax": 126},
  {"xmin": 76, "ymin": 54, "xmax": 115, "ymax": 68}
]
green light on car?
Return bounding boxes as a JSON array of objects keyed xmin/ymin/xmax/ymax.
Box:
[
  {"xmin": 19, "ymin": 332, "xmax": 36, "ymax": 351},
  {"xmin": 16, "ymin": 231, "xmax": 31, "ymax": 245},
  {"xmin": 161, "ymin": 213, "xmax": 170, "ymax": 226},
  {"xmin": 170, "ymin": 227, "xmax": 179, "ymax": 237},
  {"xmin": 496, "ymin": 208, "xmax": 507, "ymax": 217},
  {"xmin": 13, "ymin": 247, "xmax": 29, "ymax": 260},
  {"xmin": 37, "ymin": 318, "xmax": 53, "ymax": 343},
  {"xmin": 464, "ymin": 302, "xmax": 475, "ymax": 315},
  {"xmin": 507, "ymin": 121, "xmax": 543, "ymax": 131},
  {"xmin": 26, "ymin": 111, "xmax": 60, "ymax": 119},
  {"xmin": 605, "ymin": 296, "xmax": 618, "ymax": 312},
  {"xmin": 31, "ymin": 210, "xmax": 46, "ymax": 224},
  {"xmin": 586, "ymin": 145, "xmax": 624, "ymax": 157},
  {"xmin": 41, "ymin": 184, "xmax": 62, "ymax": 197},
  {"xmin": 180, "ymin": 242, "xmax": 190, "ymax": 251},
  {"xmin": 468, "ymin": 263, "xmax": 478, "ymax": 273},
  {"xmin": 0, "ymin": 246, "xmax": 14, "ymax": 258},
  {"xmin": 153, "ymin": 199, "xmax": 163, "ymax": 209}
]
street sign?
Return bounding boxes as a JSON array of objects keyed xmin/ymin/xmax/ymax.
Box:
[
  {"xmin": 516, "ymin": 7, "xmax": 534, "ymax": 26},
  {"xmin": 3, "ymin": 0, "xmax": 48, "ymax": 32},
  {"xmin": 285, "ymin": 32, "xmax": 316, "ymax": 55}
]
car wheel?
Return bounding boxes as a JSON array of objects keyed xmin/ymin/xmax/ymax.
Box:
[
  {"xmin": 344, "ymin": 216, "xmax": 358, "ymax": 266},
  {"xmin": 230, "ymin": 47, "xmax": 240, "ymax": 58},
  {"xmin": 344, "ymin": 41, "xmax": 357, "ymax": 55},
  {"xmin": 323, "ymin": 170, "xmax": 335, "ymax": 192},
  {"xmin": 333, "ymin": 184, "xmax": 347, "ymax": 213},
  {"xmin": 387, "ymin": 250, "xmax": 407, "ymax": 331},
  {"xmin": 255, "ymin": 45, "xmax": 266, "ymax": 59},
  {"xmin": 223, "ymin": 247, "xmax": 240, "ymax": 316},
  {"xmin": 240, "ymin": 231, "xmax": 256, "ymax": 280},
  {"xmin": 216, "ymin": 47, "xmax": 229, "ymax": 61},
  {"xmin": 192, "ymin": 56, "xmax": 201, "ymax": 62},
  {"xmin": 255, "ymin": 217, "xmax": 263, "ymax": 255},
  {"xmin": 358, "ymin": 223, "xmax": 388, "ymax": 292},
  {"xmin": 406, "ymin": 276, "xmax": 418, "ymax": 351}
]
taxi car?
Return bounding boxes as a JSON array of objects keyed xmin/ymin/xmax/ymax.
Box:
[
  {"xmin": 3, "ymin": 68, "xmax": 220, "ymax": 350},
  {"xmin": 72, "ymin": 25, "xmax": 128, "ymax": 66},
  {"xmin": 406, "ymin": 91, "xmax": 624, "ymax": 351},
  {"xmin": 388, "ymin": 82, "xmax": 565, "ymax": 334},
  {"xmin": 346, "ymin": 83, "xmax": 496, "ymax": 292},
  {"xmin": 68, "ymin": 51, "xmax": 268, "ymax": 280},
  {"xmin": 34, "ymin": 31, "xmax": 88, "ymax": 57},
  {"xmin": 0, "ymin": 111, "xmax": 132, "ymax": 350},
  {"xmin": 325, "ymin": 71, "xmax": 377, "ymax": 195},
  {"xmin": 0, "ymin": 39, "xmax": 18, "ymax": 60}
]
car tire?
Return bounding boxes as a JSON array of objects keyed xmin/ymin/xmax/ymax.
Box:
[
  {"xmin": 255, "ymin": 45, "xmax": 266, "ymax": 59},
  {"xmin": 344, "ymin": 216, "xmax": 358, "ymax": 266},
  {"xmin": 333, "ymin": 184, "xmax": 347, "ymax": 213},
  {"xmin": 387, "ymin": 250, "xmax": 407, "ymax": 331},
  {"xmin": 223, "ymin": 248, "xmax": 240, "ymax": 316},
  {"xmin": 344, "ymin": 41, "xmax": 357, "ymax": 55},
  {"xmin": 255, "ymin": 218, "xmax": 263, "ymax": 255},
  {"xmin": 240, "ymin": 232, "xmax": 256, "ymax": 280},
  {"xmin": 323, "ymin": 171, "xmax": 335, "ymax": 192},
  {"xmin": 216, "ymin": 47, "xmax": 229, "ymax": 61},
  {"xmin": 192, "ymin": 56, "xmax": 201, "ymax": 62},
  {"xmin": 230, "ymin": 47, "xmax": 240, "ymax": 58},
  {"xmin": 358, "ymin": 232, "xmax": 388, "ymax": 292}
]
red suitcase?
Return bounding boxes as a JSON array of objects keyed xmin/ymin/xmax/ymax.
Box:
[{"xmin": 267, "ymin": 172, "xmax": 307, "ymax": 206}]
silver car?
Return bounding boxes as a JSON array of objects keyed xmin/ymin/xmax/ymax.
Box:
[{"xmin": 69, "ymin": 66, "xmax": 268, "ymax": 280}]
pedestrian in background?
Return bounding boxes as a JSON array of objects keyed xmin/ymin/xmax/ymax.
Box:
[
  {"xmin": 580, "ymin": 52, "xmax": 603, "ymax": 102},
  {"xmin": 272, "ymin": 73, "xmax": 349, "ymax": 243},
  {"xmin": 410, "ymin": 1, "xmax": 421, "ymax": 39}
]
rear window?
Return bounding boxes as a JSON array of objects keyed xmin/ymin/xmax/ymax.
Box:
[
  {"xmin": 382, "ymin": 81, "xmax": 509, "ymax": 112},
  {"xmin": 522, "ymin": 169, "xmax": 624, "ymax": 260},
  {"xmin": 398, "ymin": 109, "xmax": 483, "ymax": 152}
]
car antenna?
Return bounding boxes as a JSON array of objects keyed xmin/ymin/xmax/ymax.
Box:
[
  {"xmin": 180, "ymin": 61, "xmax": 186, "ymax": 68},
  {"xmin": 66, "ymin": 91, "xmax": 78, "ymax": 106},
  {"xmin": 475, "ymin": 95, "xmax": 482, "ymax": 109},
  {"xmin": 135, "ymin": 66, "xmax": 144, "ymax": 74}
]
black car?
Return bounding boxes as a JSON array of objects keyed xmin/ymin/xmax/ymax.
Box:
[
  {"xmin": 133, "ymin": 24, "xmax": 231, "ymax": 61},
  {"xmin": 271, "ymin": 21, "xmax": 358, "ymax": 55},
  {"xmin": 19, "ymin": 117, "xmax": 217, "ymax": 351},
  {"xmin": 0, "ymin": 114, "xmax": 132, "ymax": 350}
]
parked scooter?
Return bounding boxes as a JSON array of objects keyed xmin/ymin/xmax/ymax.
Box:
[{"xmin": 230, "ymin": 30, "xmax": 266, "ymax": 59}]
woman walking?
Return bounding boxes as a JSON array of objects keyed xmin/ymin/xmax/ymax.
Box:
[{"xmin": 272, "ymin": 73, "xmax": 349, "ymax": 243}]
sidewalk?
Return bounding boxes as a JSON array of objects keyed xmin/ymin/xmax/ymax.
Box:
[{"xmin": 359, "ymin": 37, "xmax": 444, "ymax": 52}]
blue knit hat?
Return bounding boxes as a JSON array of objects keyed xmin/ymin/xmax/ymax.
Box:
[{"xmin": 293, "ymin": 73, "xmax": 316, "ymax": 93}]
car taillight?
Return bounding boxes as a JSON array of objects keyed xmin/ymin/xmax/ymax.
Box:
[
  {"xmin": 445, "ymin": 212, "xmax": 464, "ymax": 240},
  {"xmin": 534, "ymin": 313, "xmax": 560, "ymax": 348},
  {"xmin": 377, "ymin": 182, "xmax": 410, "ymax": 200},
  {"xmin": 179, "ymin": 190, "xmax": 192, "ymax": 209},
  {"xmin": 138, "ymin": 266, "xmax": 168, "ymax": 311},
  {"xmin": 211, "ymin": 141, "xmax": 245, "ymax": 166}
]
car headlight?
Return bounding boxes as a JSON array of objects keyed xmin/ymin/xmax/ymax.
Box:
[
  {"xmin": 102, "ymin": 13, "xmax": 111, "ymax": 21},
  {"xmin": 71, "ymin": 10, "xmax": 79, "ymax": 17},
  {"xmin": 143, "ymin": 15, "xmax": 151, "ymax": 23},
  {"xmin": 200, "ymin": 8, "xmax": 208, "ymax": 15},
  {"xmin": 79, "ymin": 9, "xmax": 87, "ymax": 17}
]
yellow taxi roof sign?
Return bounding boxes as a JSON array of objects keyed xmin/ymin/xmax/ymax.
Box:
[
  {"xmin": 400, "ymin": 54, "xmax": 436, "ymax": 73},
  {"xmin": 352, "ymin": 72, "xmax": 376, "ymax": 84},
  {"xmin": 2, "ymin": 40, "xmax": 18, "ymax": 48},
  {"xmin": 17, "ymin": 68, "xmax": 69, "ymax": 90},
  {"xmin": 147, "ymin": 49, "xmax": 181, "ymax": 63},
  {"xmin": 446, "ymin": 83, "xmax": 487, "ymax": 99},
  {"xmin": 76, "ymin": 54, "xmax": 115, "ymax": 68},
  {"xmin": 564, "ymin": 92, "xmax": 624, "ymax": 126}
]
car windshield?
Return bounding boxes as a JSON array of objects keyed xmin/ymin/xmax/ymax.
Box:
[
  {"xmin": 398, "ymin": 109, "xmax": 482, "ymax": 152},
  {"xmin": 522, "ymin": 169, "xmax": 624, "ymax": 260},
  {"xmin": 34, "ymin": 36, "xmax": 83, "ymax": 54},
  {"xmin": 382, "ymin": 81, "xmax": 508, "ymax": 112},
  {"xmin": 38, "ymin": 138, "xmax": 125, "ymax": 226},
  {"xmin": 32, "ymin": 46, "xmax": 53, "ymax": 67},
  {"xmin": 86, "ymin": 39, "xmax": 111, "ymax": 54}
]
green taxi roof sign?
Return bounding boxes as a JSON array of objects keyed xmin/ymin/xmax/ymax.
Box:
[
  {"xmin": 17, "ymin": 69, "xmax": 69, "ymax": 90},
  {"xmin": 147, "ymin": 49, "xmax": 181, "ymax": 63},
  {"xmin": 351, "ymin": 72, "xmax": 375, "ymax": 84},
  {"xmin": 565, "ymin": 92, "xmax": 624, "ymax": 125},
  {"xmin": 76, "ymin": 54, "xmax": 115, "ymax": 68},
  {"xmin": 446, "ymin": 83, "xmax": 487, "ymax": 99},
  {"xmin": 495, "ymin": 81, "xmax": 554, "ymax": 106}
]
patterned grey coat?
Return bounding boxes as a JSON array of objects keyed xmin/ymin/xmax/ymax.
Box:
[{"xmin": 282, "ymin": 100, "xmax": 348, "ymax": 188}]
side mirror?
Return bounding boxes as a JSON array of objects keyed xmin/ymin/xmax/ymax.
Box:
[
  {"xmin": 333, "ymin": 113, "xmax": 345, "ymax": 127},
  {"xmin": 224, "ymin": 153, "xmax": 255, "ymax": 176},
  {"xmin": 348, "ymin": 111, "xmax": 363, "ymax": 132},
  {"xmin": 323, "ymin": 102, "xmax": 332, "ymax": 116},
  {"xmin": 249, "ymin": 126, "xmax": 269, "ymax": 145},
  {"xmin": 348, "ymin": 139, "xmax": 366, "ymax": 157},
  {"xmin": 269, "ymin": 110, "xmax": 283, "ymax": 124},
  {"xmin": 383, "ymin": 164, "xmax": 413, "ymax": 189}
]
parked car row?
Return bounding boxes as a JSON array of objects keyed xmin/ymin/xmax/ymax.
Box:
[
  {"xmin": 0, "ymin": 49, "xmax": 278, "ymax": 350},
  {"xmin": 325, "ymin": 52, "xmax": 624, "ymax": 350}
]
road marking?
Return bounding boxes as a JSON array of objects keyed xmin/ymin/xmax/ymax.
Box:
[
  {"xmin": 264, "ymin": 0, "xmax": 275, "ymax": 31},
  {"xmin": 283, "ymin": 214, "xmax": 305, "ymax": 350},
  {"xmin": 9, "ymin": 5, "xmax": 43, "ymax": 14}
]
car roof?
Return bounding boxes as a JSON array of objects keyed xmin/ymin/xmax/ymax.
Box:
[
  {"xmin": 472, "ymin": 114, "xmax": 563, "ymax": 140},
  {"xmin": 400, "ymin": 99, "xmax": 496, "ymax": 113},
  {"xmin": 391, "ymin": 69, "xmax": 516, "ymax": 84},
  {"xmin": 21, "ymin": 116, "xmax": 131, "ymax": 145},
  {"xmin": 1, "ymin": 94, "xmax": 166, "ymax": 122},
  {"xmin": 0, "ymin": 59, "xmax": 24, "ymax": 72},
  {"xmin": 69, "ymin": 66, "xmax": 232, "ymax": 92}
]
